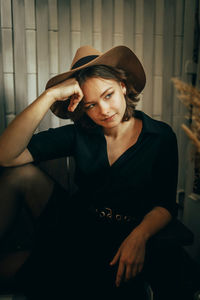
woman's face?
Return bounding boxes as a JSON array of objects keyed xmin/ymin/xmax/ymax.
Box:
[{"xmin": 81, "ymin": 77, "xmax": 127, "ymax": 128}]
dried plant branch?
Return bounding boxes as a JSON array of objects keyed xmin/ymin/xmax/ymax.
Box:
[
  {"xmin": 172, "ymin": 78, "xmax": 200, "ymax": 99},
  {"xmin": 172, "ymin": 77, "xmax": 200, "ymax": 153},
  {"xmin": 181, "ymin": 124, "xmax": 200, "ymax": 152}
]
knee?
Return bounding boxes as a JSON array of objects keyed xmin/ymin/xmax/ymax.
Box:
[
  {"xmin": 0, "ymin": 164, "xmax": 55, "ymax": 217},
  {"xmin": 0, "ymin": 164, "xmax": 34, "ymax": 188},
  {"xmin": 0, "ymin": 164, "xmax": 53, "ymax": 191}
]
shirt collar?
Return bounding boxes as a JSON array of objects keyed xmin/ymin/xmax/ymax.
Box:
[{"xmin": 134, "ymin": 110, "xmax": 161, "ymax": 135}]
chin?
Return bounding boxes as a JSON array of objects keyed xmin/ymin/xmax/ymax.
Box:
[{"xmin": 102, "ymin": 120, "xmax": 121, "ymax": 129}]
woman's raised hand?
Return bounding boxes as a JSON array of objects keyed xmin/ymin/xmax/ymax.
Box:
[
  {"xmin": 48, "ymin": 78, "xmax": 84, "ymax": 112},
  {"xmin": 0, "ymin": 77, "xmax": 83, "ymax": 167}
]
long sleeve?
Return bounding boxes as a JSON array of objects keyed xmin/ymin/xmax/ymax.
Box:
[{"xmin": 150, "ymin": 130, "xmax": 179, "ymax": 217}]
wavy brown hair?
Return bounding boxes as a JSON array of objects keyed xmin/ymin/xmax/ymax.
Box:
[{"xmin": 68, "ymin": 64, "xmax": 140, "ymax": 128}]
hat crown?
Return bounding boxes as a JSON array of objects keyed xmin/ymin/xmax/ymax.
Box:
[{"xmin": 70, "ymin": 45, "xmax": 102, "ymax": 69}]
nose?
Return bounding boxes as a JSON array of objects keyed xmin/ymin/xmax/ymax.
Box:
[{"xmin": 98, "ymin": 101, "xmax": 110, "ymax": 116}]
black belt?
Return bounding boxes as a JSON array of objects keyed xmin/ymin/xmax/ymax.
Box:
[{"xmin": 93, "ymin": 207, "xmax": 138, "ymax": 225}]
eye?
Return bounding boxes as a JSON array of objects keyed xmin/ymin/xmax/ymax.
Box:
[
  {"xmin": 85, "ymin": 103, "xmax": 95, "ymax": 110},
  {"xmin": 105, "ymin": 92, "xmax": 113, "ymax": 99}
]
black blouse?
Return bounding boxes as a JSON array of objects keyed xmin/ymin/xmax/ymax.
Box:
[{"xmin": 27, "ymin": 110, "xmax": 178, "ymax": 220}]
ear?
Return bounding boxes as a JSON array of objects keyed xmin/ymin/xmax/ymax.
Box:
[{"xmin": 120, "ymin": 82, "xmax": 126, "ymax": 95}]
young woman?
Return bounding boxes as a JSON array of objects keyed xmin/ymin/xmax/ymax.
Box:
[{"xmin": 0, "ymin": 45, "xmax": 183, "ymax": 299}]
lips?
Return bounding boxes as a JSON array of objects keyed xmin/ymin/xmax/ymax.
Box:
[{"xmin": 103, "ymin": 114, "xmax": 116, "ymax": 122}]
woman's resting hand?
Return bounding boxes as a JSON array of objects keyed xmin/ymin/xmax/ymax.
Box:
[
  {"xmin": 110, "ymin": 228, "xmax": 147, "ymax": 287},
  {"xmin": 109, "ymin": 207, "xmax": 172, "ymax": 287}
]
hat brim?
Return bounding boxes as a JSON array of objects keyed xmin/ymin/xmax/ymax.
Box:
[{"xmin": 46, "ymin": 45, "xmax": 146, "ymax": 119}]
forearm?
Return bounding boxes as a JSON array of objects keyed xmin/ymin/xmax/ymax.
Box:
[
  {"xmin": 0, "ymin": 90, "xmax": 55, "ymax": 164},
  {"xmin": 130, "ymin": 206, "xmax": 172, "ymax": 242}
]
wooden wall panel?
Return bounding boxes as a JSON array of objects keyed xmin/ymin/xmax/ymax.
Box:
[
  {"xmin": 134, "ymin": 0, "xmax": 143, "ymax": 111},
  {"xmin": 1, "ymin": 29, "xmax": 15, "ymax": 119},
  {"xmin": 36, "ymin": 0, "xmax": 49, "ymax": 93},
  {"xmin": 102, "ymin": 0, "xmax": 114, "ymax": 51},
  {"xmin": 1, "ymin": 28, "xmax": 13, "ymax": 73},
  {"xmin": 1, "ymin": 0, "xmax": 12, "ymax": 28},
  {"xmin": 49, "ymin": 0, "xmax": 58, "ymax": 77},
  {"xmin": 48, "ymin": 0, "xmax": 59, "ymax": 134},
  {"xmin": 113, "ymin": 0, "xmax": 123, "ymax": 46},
  {"xmin": 49, "ymin": 31, "xmax": 59, "ymax": 76},
  {"xmin": 123, "ymin": 0, "xmax": 134, "ymax": 50},
  {"xmin": 93, "ymin": 0, "xmax": 102, "ymax": 50},
  {"xmin": 3, "ymin": 74, "xmax": 15, "ymax": 113},
  {"xmin": 58, "ymin": 0, "xmax": 71, "ymax": 72},
  {"xmin": 153, "ymin": 0, "xmax": 164, "ymax": 119},
  {"xmin": 135, "ymin": 0, "xmax": 143, "ymax": 61},
  {"xmin": 162, "ymin": 0, "xmax": 176, "ymax": 125},
  {"xmin": 81, "ymin": 0, "xmax": 93, "ymax": 45},
  {"xmin": 48, "ymin": 0, "xmax": 58, "ymax": 30},
  {"xmin": 36, "ymin": 0, "xmax": 51, "ymax": 131},
  {"xmin": 71, "ymin": 0, "xmax": 81, "ymax": 57},
  {"xmin": 26, "ymin": 30, "xmax": 36, "ymax": 74},
  {"xmin": 25, "ymin": 0, "xmax": 35, "ymax": 29},
  {"xmin": 0, "ymin": 0, "xmax": 6, "ymax": 134},
  {"xmin": 1, "ymin": 0, "xmax": 14, "ymax": 127},
  {"xmin": 142, "ymin": 0, "xmax": 155, "ymax": 115},
  {"xmin": 12, "ymin": 0, "xmax": 27, "ymax": 115},
  {"xmin": 58, "ymin": 0, "xmax": 72, "ymax": 127},
  {"xmin": 25, "ymin": 0, "xmax": 37, "ymax": 109},
  {"xmin": 27, "ymin": 74, "xmax": 37, "ymax": 106}
]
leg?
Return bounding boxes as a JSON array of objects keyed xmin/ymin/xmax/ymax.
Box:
[
  {"xmin": 0, "ymin": 164, "xmax": 54, "ymax": 237},
  {"xmin": 0, "ymin": 163, "xmax": 55, "ymax": 280}
]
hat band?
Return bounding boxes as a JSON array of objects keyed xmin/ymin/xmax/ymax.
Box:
[{"xmin": 71, "ymin": 55, "xmax": 99, "ymax": 70}]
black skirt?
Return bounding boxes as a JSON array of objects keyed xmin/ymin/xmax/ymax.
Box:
[{"xmin": 15, "ymin": 183, "xmax": 186, "ymax": 300}]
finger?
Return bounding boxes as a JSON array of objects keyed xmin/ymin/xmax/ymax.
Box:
[
  {"xmin": 115, "ymin": 261, "xmax": 125, "ymax": 287},
  {"xmin": 138, "ymin": 262, "xmax": 144, "ymax": 274},
  {"xmin": 131, "ymin": 264, "xmax": 139, "ymax": 279},
  {"xmin": 110, "ymin": 250, "xmax": 120, "ymax": 266},
  {"xmin": 125, "ymin": 265, "xmax": 132, "ymax": 282},
  {"xmin": 70, "ymin": 94, "xmax": 82, "ymax": 104},
  {"xmin": 69, "ymin": 98, "xmax": 81, "ymax": 111},
  {"xmin": 68, "ymin": 94, "xmax": 83, "ymax": 112},
  {"xmin": 68, "ymin": 83, "xmax": 83, "ymax": 111}
]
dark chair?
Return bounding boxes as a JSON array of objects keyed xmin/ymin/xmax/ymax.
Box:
[{"xmin": 0, "ymin": 158, "xmax": 195, "ymax": 299}]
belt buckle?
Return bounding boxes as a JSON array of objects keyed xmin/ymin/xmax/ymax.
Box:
[{"xmin": 96, "ymin": 207, "xmax": 133, "ymax": 224}]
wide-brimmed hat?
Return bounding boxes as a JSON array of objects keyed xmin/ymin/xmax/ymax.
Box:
[{"xmin": 46, "ymin": 45, "xmax": 146, "ymax": 119}]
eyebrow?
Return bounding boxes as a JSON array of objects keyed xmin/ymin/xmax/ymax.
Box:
[{"xmin": 83, "ymin": 87, "xmax": 112, "ymax": 104}]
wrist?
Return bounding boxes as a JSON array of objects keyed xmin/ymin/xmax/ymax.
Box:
[
  {"xmin": 130, "ymin": 225, "xmax": 150, "ymax": 243},
  {"xmin": 41, "ymin": 88, "xmax": 58, "ymax": 105}
]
